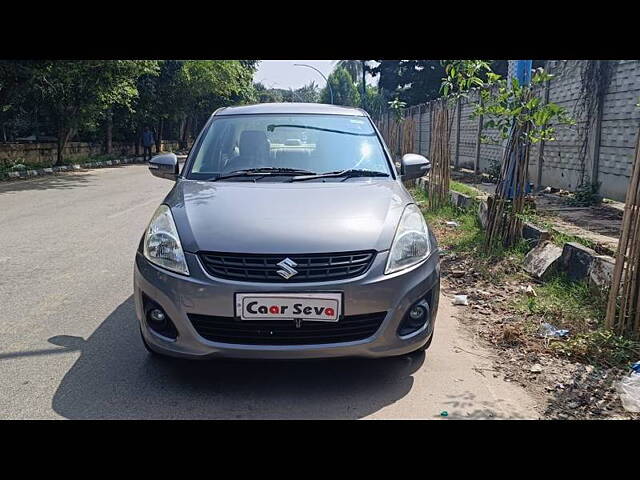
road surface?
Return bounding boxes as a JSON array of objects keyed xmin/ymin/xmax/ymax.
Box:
[{"xmin": 0, "ymin": 165, "xmax": 541, "ymax": 419}]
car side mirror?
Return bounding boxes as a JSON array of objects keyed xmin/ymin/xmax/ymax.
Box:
[
  {"xmin": 148, "ymin": 153, "xmax": 178, "ymax": 181},
  {"xmin": 400, "ymin": 153, "xmax": 431, "ymax": 180}
]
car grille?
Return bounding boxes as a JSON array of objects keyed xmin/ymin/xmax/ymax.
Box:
[
  {"xmin": 188, "ymin": 312, "xmax": 387, "ymax": 345},
  {"xmin": 198, "ymin": 251, "xmax": 376, "ymax": 283}
]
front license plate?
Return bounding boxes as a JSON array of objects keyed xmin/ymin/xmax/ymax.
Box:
[{"xmin": 235, "ymin": 293, "xmax": 342, "ymax": 321}]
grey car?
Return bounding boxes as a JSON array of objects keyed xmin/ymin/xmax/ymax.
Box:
[{"xmin": 134, "ymin": 103, "xmax": 440, "ymax": 360}]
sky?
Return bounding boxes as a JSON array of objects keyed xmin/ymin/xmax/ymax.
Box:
[{"xmin": 254, "ymin": 60, "xmax": 377, "ymax": 91}]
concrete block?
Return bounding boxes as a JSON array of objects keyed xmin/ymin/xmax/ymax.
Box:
[
  {"xmin": 588, "ymin": 255, "xmax": 615, "ymax": 293},
  {"xmin": 450, "ymin": 191, "xmax": 473, "ymax": 209},
  {"xmin": 523, "ymin": 241, "xmax": 563, "ymax": 279},
  {"xmin": 559, "ymin": 242, "xmax": 598, "ymax": 282},
  {"xmin": 522, "ymin": 222, "xmax": 551, "ymax": 248}
]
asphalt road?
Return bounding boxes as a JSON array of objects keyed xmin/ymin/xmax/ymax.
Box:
[{"xmin": 0, "ymin": 165, "xmax": 540, "ymax": 419}]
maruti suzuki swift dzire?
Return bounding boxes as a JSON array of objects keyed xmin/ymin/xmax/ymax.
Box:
[{"xmin": 134, "ymin": 103, "xmax": 440, "ymax": 359}]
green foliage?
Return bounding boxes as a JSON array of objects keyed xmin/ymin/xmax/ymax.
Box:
[
  {"xmin": 387, "ymin": 98, "xmax": 407, "ymax": 121},
  {"xmin": 554, "ymin": 329, "xmax": 640, "ymax": 368},
  {"xmin": 515, "ymin": 274, "xmax": 605, "ymax": 329},
  {"xmin": 367, "ymin": 60, "xmax": 446, "ymax": 106},
  {"xmin": 0, "ymin": 60, "xmax": 257, "ymax": 157},
  {"xmin": 254, "ymin": 81, "xmax": 320, "ymax": 104},
  {"xmin": 513, "ymin": 273, "xmax": 640, "ymax": 367},
  {"xmin": 486, "ymin": 158, "xmax": 502, "ymax": 183},
  {"xmin": 334, "ymin": 60, "xmax": 364, "ymax": 82},
  {"xmin": 450, "ymin": 180, "xmax": 481, "ymax": 198},
  {"xmin": 320, "ymin": 66, "xmax": 360, "ymax": 106},
  {"xmin": 475, "ymin": 69, "xmax": 575, "ymax": 144},
  {"xmin": 440, "ymin": 62, "xmax": 574, "ymax": 145},
  {"xmin": 440, "ymin": 60, "xmax": 492, "ymax": 98},
  {"xmin": 568, "ymin": 181, "xmax": 601, "ymax": 206}
]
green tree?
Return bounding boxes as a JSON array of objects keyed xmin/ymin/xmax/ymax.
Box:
[
  {"xmin": 295, "ymin": 81, "xmax": 320, "ymax": 103},
  {"xmin": 254, "ymin": 82, "xmax": 284, "ymax": 103},
  {"xmin": 320, "ymin": 67, "xmax": 359, "ymax": 106},
  {"xmin": 0, "ymin": 61, "xmax": 40, "ymax": 141},
  {"xmin": 32, "ymin": 60, "xmax": 159, "ymax": 164}
]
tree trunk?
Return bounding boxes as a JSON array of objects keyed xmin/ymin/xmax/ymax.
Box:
[
  {"xmin": 156, "ymin": 118, "xmax": 164, "ymax": 153},
  {"xmin": 104, "ymin": 109, "xmax": 113, "ymax": 154},
  {"xmin": 56, "ymin": 127, "xmax": 71, "ymax": 166},
  {"xmin": 181, "ymin": 115, "xmax": 191, "ymax": 149},
  {"xmin": 135, "ymin": 127, "xmax": 141, "ymax": 157},
  {"xmin": 179, "ymin": 115, "xmax": 186, "ymax": 148}
]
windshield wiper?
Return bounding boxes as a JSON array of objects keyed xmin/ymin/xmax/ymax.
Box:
[
  {"xmin": 267, "ymin": 124, "xmax": 376, "ymax": 137},
  {"xmin": 289, "ymin": 169, "xmax": 390, "ymax": 182},
  {"xmin": 209, "ymin": 167, "xmax": 317, "ymax": 182}
]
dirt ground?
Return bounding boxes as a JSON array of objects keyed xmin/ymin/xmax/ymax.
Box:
[
  {"xmin": 450, "ymin": 169, "xmax": 624, "ymax": 256},
  {"xmin": 435, "ymin": 223, "xmax": 638, "ymax": 420}
]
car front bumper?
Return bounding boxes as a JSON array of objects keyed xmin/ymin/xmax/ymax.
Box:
[{"xmin": 133, "ymin": 248, "xmax": 440, "ymax": 360}]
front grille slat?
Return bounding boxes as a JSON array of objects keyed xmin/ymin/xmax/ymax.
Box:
[
  {"xmin": 189, "ymin": 312, "xmax": 387, "ymax": 345},
  {"xmin": 199, "ymin": 250, "xmax": 376, "ymax": 283}
]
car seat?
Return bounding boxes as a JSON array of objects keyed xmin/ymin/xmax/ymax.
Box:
[{"xmin": 224, "ymin": 130, "xmax": 270, "ymax": 171}]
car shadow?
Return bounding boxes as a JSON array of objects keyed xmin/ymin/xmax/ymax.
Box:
[
  {"xmin": 51, "ymin": 296, "xmax": 425, "ymax": 419},
  {"xmin": 0, "ymin": 172, "xmax": 95, "ymax": 194}
]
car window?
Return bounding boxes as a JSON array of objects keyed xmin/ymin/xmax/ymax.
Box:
[{"xmin": 187, "ymin": 114, "xmax": 390, "ymax": 179}]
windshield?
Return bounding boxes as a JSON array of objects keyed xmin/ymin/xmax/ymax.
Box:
[{"xmin": 186, "ymin": 114, "xmax": 391, "ymax": 180}]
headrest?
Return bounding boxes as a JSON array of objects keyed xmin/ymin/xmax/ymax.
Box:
[{"xmin": 239, "ymin": 130, "xmax": 269, "ymax": 157}]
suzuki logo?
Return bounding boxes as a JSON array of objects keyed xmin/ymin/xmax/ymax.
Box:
[{"xmin": 276, "ymin": 258, "xmax": 298, "ymax": 279}]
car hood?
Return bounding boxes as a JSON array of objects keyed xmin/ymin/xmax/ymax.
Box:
[{"xmin": 166, "ymin": 179, "xmax": 412, "ymax": 254}]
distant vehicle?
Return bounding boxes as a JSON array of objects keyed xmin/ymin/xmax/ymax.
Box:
[{"xmin": 135, "ymin": 103, "xmax": 439, "ymax": 360}]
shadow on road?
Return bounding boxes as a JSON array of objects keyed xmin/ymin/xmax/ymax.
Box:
[
  {"xmin": 51, "ymin": 296, "xmax": 425, "ymax": 419},
  {"xmin": 0, "ymin": 172, "xmax": 96, "ymax": 194}
]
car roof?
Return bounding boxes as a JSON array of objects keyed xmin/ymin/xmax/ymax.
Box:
[{"xmin": 214, "ymin": 103, "xmax": 368, "ymax": 117}]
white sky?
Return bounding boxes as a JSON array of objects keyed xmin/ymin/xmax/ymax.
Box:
[{"xmin": 254, "ymin": 60, "xmax": 377, "ymax": 90}]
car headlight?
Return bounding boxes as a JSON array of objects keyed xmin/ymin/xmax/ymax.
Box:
[
  {"xmin": 143, "ymin": 204, "xmax": 190, "ymax": 275},
  {"xmin": 385, "ymin": 203, "xmax": 431, "ymax": 274}
]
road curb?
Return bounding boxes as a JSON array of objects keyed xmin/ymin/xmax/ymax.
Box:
[{"xmin": 1, "ymin": 157, "xmax": 152, "ymax": 181}]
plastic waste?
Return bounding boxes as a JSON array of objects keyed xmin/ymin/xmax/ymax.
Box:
[
  {"xmin": 445, "ymin": 221, "xmax": 459, "ymax": 227},
  {"xmin": 453, "ymin": 295, "xmax": 469, "ymax": 306},
  {"xmin": 538, "ymin": 322, "xmax": 569, "ymax": 338},
  {"xmin": 440, "ymin": 410, "xmax": 448, "ymax": 417},
  {"xmin": 616, "ymin": 363, "xmax": 640, "ymax": 413}
]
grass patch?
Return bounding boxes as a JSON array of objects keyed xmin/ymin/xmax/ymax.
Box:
[
  {"xmin": 512, "ymin": 273, "xmax": 639, "ymax": 367},
  {"xmin": 450, "ymin": 180, "xmax": 481, "ymax": 199},
  {"xmin": 411, "ymin": 186, "xmax": 530, "ymax": 283},
  {"xmin": 518, "ymin": 209, "xmax": 597, "ymax": 250},
  {"xmin": 513, "ymin": 273, "xmax": 605, "ymax": 334},
  {"xmin": 412, "ymin": 185, "xmax": 638, "ymax": 368}
]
